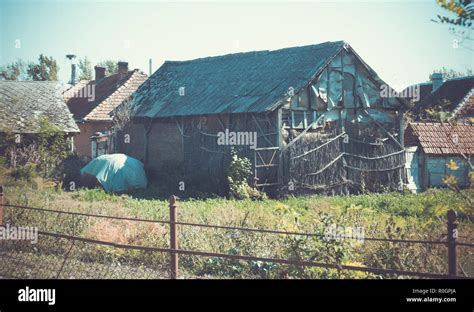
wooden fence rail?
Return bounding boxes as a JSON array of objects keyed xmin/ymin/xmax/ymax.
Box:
[{"xmin": 0, "ymin": 185, "xmax": 472, "ymax": 279}]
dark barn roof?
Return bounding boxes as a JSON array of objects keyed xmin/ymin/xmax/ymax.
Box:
[
  {"xmin": 416, "ymin": 76, "xmax": 474, "ymax": 115},
  {"xmin": 0, "ymin": 81, "xmax": 79, "ymax": 133},
  {"xmin": 410, "ymin": 82, "xmax": 432, "ymax": 105},
  {"xmin": 132, "ymin": 41, "xmax": 349, "ymax": 118}
]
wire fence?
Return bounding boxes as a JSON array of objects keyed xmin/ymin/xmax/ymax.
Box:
[{"xmin": 0, "ymin": 187, "xmax": 473, "ymax": 279}]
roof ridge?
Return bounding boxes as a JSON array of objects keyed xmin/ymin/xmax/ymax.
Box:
[
  {"xmin": 164, "ymin": 41, "xmax": 345, "ymax": 66},
  {"xmin": 410, "ymin": 121, "xmax": 472, "ymax": 126},
  {"xmin": 0, "ymin": 80, "xmax": 60, "ymax": 83},
  {"xmin": 406, "ymin": 75, "xmax": 474, "ymax": 89},
  {"xmin": 444, "ymin": 75, "xmax": 474, "ymax": 82}
]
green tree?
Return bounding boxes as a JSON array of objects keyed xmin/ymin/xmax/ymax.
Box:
[
  {"xmin": 425, "ymin": 99, "xmax": 452, "ymax": 122},
  {"xmin": 435, "ymin": 0, "xmax": 473, "ymax": 29},
  {"xmin": 97, "ymin": 60, "xmax": 118, "ymax": 76},
  {"xmin": 77, "ymin": 56, "xmax": 92, "ymax": 80},
  {"xmin": 0, "ymin": 59, "xmax": 29, "ymax": 80},
  {"xmin": 434, "ymin": 0, "xmax": 474, "ymax": 50},
  {"xmin": 27, "ymin": 54, "xmax": 59, "ymax": 81},
  {"xmin": 430, "ymin": 67, "xmax": 473, "ymax": 80}
]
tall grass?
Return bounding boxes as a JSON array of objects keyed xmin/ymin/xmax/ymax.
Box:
[{"xmin": 2, "ymin": 182, "xmax": 473, "ymax": 279}]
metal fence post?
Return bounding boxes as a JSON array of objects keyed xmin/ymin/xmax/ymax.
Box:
[
  {"xmin": 169, "ymin": 195, "xmax": 179, "ymax": 279},
  {"xmin": 447, "ymin": 209, "xmax": 458, "ymax": 276},
  {"xmin": 0, "ymin": 185, "xmax": 4, "ymax": 225}
]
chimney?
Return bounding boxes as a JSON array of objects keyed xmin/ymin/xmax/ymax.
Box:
[
  {"xmin": 66, "ymin": 54, "xmax": 76, "ymax": 84},
  {"xmin": 118, "ymin": 61, "xmax": 128, "ymax": 79},
  {"xmin": 94, "ymin": 66, "xmax": 106, "ymax": 81},
  {"xmin": 71, "ymin": 63, "xmax": 76, "ymax": 84},
  {"xmin": 431, "ymin": 73, "xmax": 443, "ymax": 92}
]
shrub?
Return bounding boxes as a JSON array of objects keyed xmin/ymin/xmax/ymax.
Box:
[
  {"xmin": 10, "ymin": 163, "xmax": 37, "ymax": 181},
  {"xmin": 60, "ymin": 154, "xmax": 85, "ymax": 191},
  {"xmin": 227, "ymin": 148, "xmax": 266, "ymax": 200},
  {"xmin": 3, "ymin": 117, "xmax": 72, "ymax": 179}
]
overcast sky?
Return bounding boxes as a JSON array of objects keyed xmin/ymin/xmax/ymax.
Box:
[{"xmin": 1, "ymin": 0, "xmax": 472, "ymax": 89}]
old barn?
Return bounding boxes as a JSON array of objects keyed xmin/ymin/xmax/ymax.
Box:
[{"xmin": 120, "ymin": 41, "xmax": 408, "ymax": 195}]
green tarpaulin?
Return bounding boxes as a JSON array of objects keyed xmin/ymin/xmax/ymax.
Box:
[{"xmin": 80, "ymin": 154, "xmax": 147, "ymax": 192}]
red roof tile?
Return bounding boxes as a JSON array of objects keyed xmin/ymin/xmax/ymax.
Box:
[
  {"xmin": 405, "ymin": 122, "xmax": 474, "ymax": 155},
  {"xmin": 64, "ymin": 70, "xmax": 147, "ymax": 121}
]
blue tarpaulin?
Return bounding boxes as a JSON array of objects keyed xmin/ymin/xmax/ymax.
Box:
[{"xmin": 80, "ymin": 154, "xmax": 147, "ymax": 192}]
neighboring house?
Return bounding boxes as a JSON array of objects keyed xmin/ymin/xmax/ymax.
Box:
[
  {"xmin": 402, "ymin": 81, "xmax": 433, "ymax": 107},
  {"xmin": 120, "ymin": 41, "xmax": 408, "ymax": 195},
  {"xmin": 0, "ymin": 81, "xmax": 79, "ymax": 154},
  {"xmin": 64, "ymin": 62, "xmax": 147, "ymax": 158},
  {"xmin": 411, "ymin": 75, "xmax": 474, "ymax": 122},
  {"xmin": 404, "ymin": 122, "xmax": 474, "ymax": 192}
]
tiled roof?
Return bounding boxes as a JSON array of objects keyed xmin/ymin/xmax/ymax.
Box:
[
  {"xmin": 65, "ymin": 70, "xmax": 147, "ymax": 121},
  {"xmin": 404, "ymin": 122, "xmax": 474, "ymax": 155},
  {"xmin": 0, "ymin": 81, "xmax": 79, "ymax": 133}
]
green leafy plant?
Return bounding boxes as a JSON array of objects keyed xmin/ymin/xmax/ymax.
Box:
[
  {"xmin": 227, "ymin": 148, "xmax": 266, "ymax": 200},
  {"xmin": 443, "ymin": 159, "xmax": 473, "ymax": 210},
  {"xmin": 4, "ymin": 117, "xmax": 72, "ymax": 180}
]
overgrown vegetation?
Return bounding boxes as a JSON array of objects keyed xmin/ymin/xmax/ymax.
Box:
[
  {"xmin": 0, "ymin": 118, "xmax": 73, "ymax": 182},
  {"xmin": 2, "ymin": 178, "xmax": 473, "ymax": 279},
  {"xmin": 1, "ymin": 145, "xmax": 472, "ymax": 278},
  {"xmin": 443, "ymin": 158, "xmax": 474, "ymax": 209},
  {"xmin": 226, "ymin": 148, "xmax": 267, "ymax": 200},
  {"xmin": 424, "ymin": 99, "xmax": 453, "ymax": 122}
]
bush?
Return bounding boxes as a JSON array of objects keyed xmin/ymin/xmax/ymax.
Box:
[
  {"xmin": 227, "ymin": 148, "xmax": 267, "ymax": 200},
  {"xmin": 60, "ymin": 154, "xmax": 85, "ymax": 191},
  {"xmin": 10, "ymin": 164, "xmax": 37, "ymax": 181},
  {"xmin": 3, "ymin": 117, "xmax": 72, "ymax": 180}
]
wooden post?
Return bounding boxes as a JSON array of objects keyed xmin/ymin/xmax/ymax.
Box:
[
  {"xmin": 277, "ymin": 109, "xmax": 283, "ymax": 189},
  {"xmin": 169, "ymin": 195, "xmax": 179, "ymax": 279},
  {"xmin": 398, "ymin": 110, "xmax": 405, "ymax": 192},
  {"xmin": 447, "ymin": 209, "xmax": 458, "ymax": 276},
  {"xmin": 0, "ymin": 185, "xmax": 3, "ymax": 225}
]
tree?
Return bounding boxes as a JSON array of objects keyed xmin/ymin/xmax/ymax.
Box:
[
  {"xmin": 77, "ymin": 56, "xmax": 92, "ymax": 80},
  {"xmin": 433, "ymin": 0, "xmax": 474, "ymax": 50},
  {"xmin": 443, "ymin": 159, "xmax": 473, "ymax": 208},
  {"xmin": 0, "ymin": 59, "xmax": 29, "ymax": 81},
  {"xmin": 435, "ymin": 0, "xmax": 473, "ymax": 28},
  {"xmin": 425, "ymin": 99, "xmax": 453, "ymax": 122},
  {"xmin": 431, "ymin": 67, "xmax": 473, "ymax": 80},
  {"xmin": 27, "ymin": 54, "xmax": 59, "ymax": 81},
  {"xmin": 97, "ymin": 60, "xmax": 118, "ymax": 76}
]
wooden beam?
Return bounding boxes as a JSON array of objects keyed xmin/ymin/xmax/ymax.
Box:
[
  {"xmin": 362, "ymin": 109, "xmax": 404, "ymax": 150},
  {"xmin": 276, "ymin": 108, "xmax": 283, "ymax": 188},
  {"xmin": 283, "ymin": 114, "xmax": 325, "ymax": 151},
  {"xmin": 251, "ymin": 113, "xmax": 274, "ymax": 147}
]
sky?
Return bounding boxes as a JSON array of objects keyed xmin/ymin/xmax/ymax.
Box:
[{"xmin": 0, "ymin": 0, "xmax": 473, "ymax": 90}]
